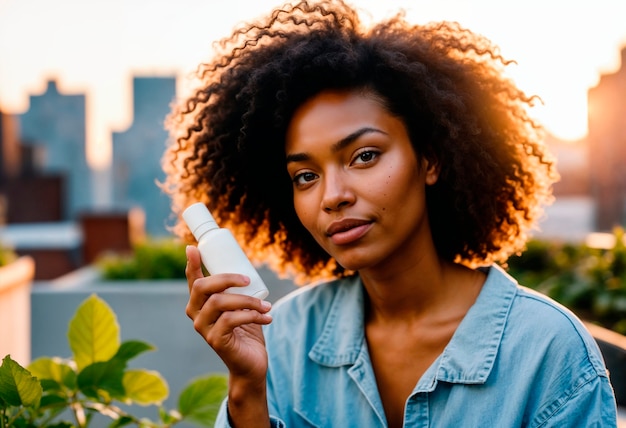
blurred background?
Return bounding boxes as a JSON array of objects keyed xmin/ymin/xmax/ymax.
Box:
[
  {"xmin": 2, "ymin": 2, "xmax": 626, "ymax": 423},
  {"xmin": 1, "ymin": 0, "xmax": 626, "ymax": 280}
]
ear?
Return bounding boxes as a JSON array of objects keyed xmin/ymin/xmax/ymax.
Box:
[{"xmin": 423, "ymin": 158, "xmax": 440, "ymax": 185}]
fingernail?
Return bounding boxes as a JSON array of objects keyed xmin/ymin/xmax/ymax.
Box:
[{"xmin": 261, "ymin": 300, "xmax": 272, "ymax": 311}]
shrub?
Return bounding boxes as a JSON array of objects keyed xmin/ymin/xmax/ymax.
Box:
[
  {"xmin": 0, "ymin": 294, "xmax": 227, "ymax": 427},
  {"xmin": 506, "ymin": 227, "xmax": 626, "ymax": 334},
  {"xmin": 97, "ymin": 239, "xmax": 187, "ymax": 280}
]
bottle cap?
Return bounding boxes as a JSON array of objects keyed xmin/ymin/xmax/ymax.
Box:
[{"xmin": 182, "ymin": 202, "xmax": 219, "ymax": 240}]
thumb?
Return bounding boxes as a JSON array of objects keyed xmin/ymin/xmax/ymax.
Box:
[{"xmin": 185, "ymin": 245, "xmax": 205, "ymax": 288}]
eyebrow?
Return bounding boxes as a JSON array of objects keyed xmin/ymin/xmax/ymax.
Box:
[{"xmin": 285, "ymin": 127, "xmax": 388, "ymax": 164}]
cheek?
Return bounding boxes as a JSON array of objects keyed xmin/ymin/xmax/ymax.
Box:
[
  {"xmin": 293, "ymin": 195, "xmax": 316, "ymax": 231},
  {"xmin": 381, "ymin": 168, "xmax": 423, "ymax": 209},
  {"xmin": 293, "ymin": 199, "xmax": 330, "ymax": 249},
  {"xmin": 372, "ymin": 166, "xmax": 417, "ymax": 204}
]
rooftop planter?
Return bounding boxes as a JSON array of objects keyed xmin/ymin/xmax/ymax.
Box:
[{"xmin": 0, "ymin": 250, "xmax": 35, "ymax": 366}]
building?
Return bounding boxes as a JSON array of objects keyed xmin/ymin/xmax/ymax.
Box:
[
  {"xmin": 17, "ymin": 80, "xmax": 91, "ymax": 219},
  {"xmin": 533, "ymin": 134, "xmax": 595, "ymax": 243},
  {"xmin": 0, "ymin": 78, "xmax": 163, "ymax": 278},
  {"xmin": 111, "ymin": 76, "xmax": 176, "ymax": 237},
  {"xmin": 588, "ymin": 47, "xmax": 626, "ymax": 231},
  {"xmin": 0, "ymin": 110, "xmax": 20, "ymax": 180},
  {"xmin": 0, "ymin": 107, "xmax": 65, "ymax": 224}
]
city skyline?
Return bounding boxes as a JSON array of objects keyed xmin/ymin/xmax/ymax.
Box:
[{"xmin": 1, "ymin": 0, "xmax": 626, "ymax": 168}]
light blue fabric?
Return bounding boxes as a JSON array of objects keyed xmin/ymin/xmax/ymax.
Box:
[{"xmin": 215, "ymin": 264, "xmax": 618, "ymax": 427}]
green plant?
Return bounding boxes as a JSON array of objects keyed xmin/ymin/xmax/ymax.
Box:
[
  {"xmin": 97, "ymin": 239, "xmax": 187, "ymax": 280},
  {"xmin": 0, "ymin": 240, "xmax": 17, "ymax": 268},
  {"xmin": 506, "ymin": 227, "xmax": 626, "ymax": 334},
  {"xmin": 0, "ymin": 294, "xmax": 227, "ymax": 427},
  {"xmin": 544, "ymin": 228, "xmax": 626, "ymax": 332},
  {"xmin": 505, "ymin": 237, "xmax": 591, "ymax": 288}
]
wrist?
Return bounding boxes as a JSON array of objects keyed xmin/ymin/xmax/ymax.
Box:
[
  {"xmin": 227, "ymin": 375, "xmax": 269, "ymax": 427},
  {"xmin": 228, "ymin": 374, "xmax": 266, "ymax": 405}
]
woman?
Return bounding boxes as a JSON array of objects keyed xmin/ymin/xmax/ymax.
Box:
[{"xmin": 162, "ymin": 0, "xmax": 618, "ymax": 426}]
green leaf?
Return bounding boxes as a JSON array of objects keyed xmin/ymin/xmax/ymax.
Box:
[
  {"xmin": 0, "ymin": 355, "xmax": 42, "ymax": 407},
  {"xmin": 39, "ymin": 393, "xmax": 71, "ymax": 422},
  {"xmin": 178, "ymin": 374, "xmax": 228, "ymax": 426},
  {"xmin": 122, "ymin": 369, "xmax": 168, "ymax": 405},
  {"xmin": 113, "ymin": 340, "xmax": 155, "ymax": 364},
  {"xmin": 39, "ymin": 378, "xmax": 63, "ymax": 392},
  {"xmin": 28, "ymin": 357, "xmax": 76, "ymax": 390},
  {"xmin": 40, "ymin": 393, "xmax": 69, "ymax": 407},
  {"xmin": 108, "ymin": 415, "xmax": 135, "ymax": 427},
  {"xmin": 68, "ymin": 294, "xmax": 120, "ymax": 371},
  {"xmin": 77, "ymin": 360, "xmax": 126, "ymax": 399}
]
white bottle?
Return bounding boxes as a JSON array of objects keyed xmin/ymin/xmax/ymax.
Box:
[{"xmin": 182, "ymin": 202, "xmax": 269, "ymax": 299}]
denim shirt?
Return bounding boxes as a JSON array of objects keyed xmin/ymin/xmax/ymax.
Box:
[{"xmin": 215, "ymin": 265, "xmax": 617, "ymax": 427}]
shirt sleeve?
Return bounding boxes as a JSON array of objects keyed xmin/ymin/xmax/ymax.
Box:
[
  {"xmin": 534, "ymin": 373, "xmax": 618, "ymax": 427},
  {"xmin": 214, "ymin": 398, "xmax": 287, "ymax": 428}
]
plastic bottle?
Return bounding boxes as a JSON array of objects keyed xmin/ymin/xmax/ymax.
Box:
[{"xmin": 182, "ymin": 202, "xmax": 269, "ymax": 299}]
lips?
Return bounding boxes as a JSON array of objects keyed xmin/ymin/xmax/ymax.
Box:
[{"xmin": 326, "ymin": 219, "xmax": 373, "ymax": 245}]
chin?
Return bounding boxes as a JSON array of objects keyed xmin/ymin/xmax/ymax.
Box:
[{"xmin": 334, "ymin": 255, "xmax": 374, "ymax": 272}]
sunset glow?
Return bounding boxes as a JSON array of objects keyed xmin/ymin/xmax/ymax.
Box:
[{"xmin": 1, "ymin": 0, "xmax": 625, "ymax": 168}]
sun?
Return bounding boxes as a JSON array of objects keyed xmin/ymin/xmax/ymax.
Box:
[
  {"xmin": 505, "ymin": 56, "xmax": 592, "ymax": 142},
  {"xmin": 531, "ymin": 91, "xmax": 589, "ymax": 142}
]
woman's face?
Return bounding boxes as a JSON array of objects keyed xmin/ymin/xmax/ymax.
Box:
[{"xmin": 285, "ymin": 89, "xmax": 439, "ymax": 273}]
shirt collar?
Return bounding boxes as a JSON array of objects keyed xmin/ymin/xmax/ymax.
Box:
[
  {"xmin": 308, "ymin": 265, "xmax": 517, "ymax": 386},
  {"xmin": 308, "ymin": 275, "xmax": 366, "ymax": 367}
]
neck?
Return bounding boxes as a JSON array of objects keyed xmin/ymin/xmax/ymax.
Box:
[{"xmin": 360, "ymin": 259, "xmax": 484, "ymax": 325}]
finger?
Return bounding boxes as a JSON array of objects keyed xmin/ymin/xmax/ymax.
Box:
[
  {"xmin": 187, "ymin": 272, "xmax": 251, "ymax": 315},
  {"xmin": 202, "ymin": 307, "xmax": 273, "ymax": 347},
  {"xmin": 185, "ymin": 245, "xmax": 204, "ymax": 292},
  {"xmin": 189, "ymin": 289, "xmax": 271, "ymax": 325}
]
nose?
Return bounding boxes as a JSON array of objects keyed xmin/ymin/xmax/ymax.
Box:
[{"xmin": 321, "ymin": 170, "xmax": 356, "ymax": 213}]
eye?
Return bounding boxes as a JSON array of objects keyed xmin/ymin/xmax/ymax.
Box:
[
  {"xmin": 352, "ymin": 149, "xmax": 379, "ymax": 166},
  {"xmin": 292, "ymin": 171, "xmax": 318, "ymax": 188}
]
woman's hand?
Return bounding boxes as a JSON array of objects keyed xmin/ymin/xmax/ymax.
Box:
[
  {"xmin": 186, "ymin": 245, "xmax": 273, "ymax": 427},
  {"xmin": 185, "ymin": 245, "xmax": 272, "ymax": 381}
]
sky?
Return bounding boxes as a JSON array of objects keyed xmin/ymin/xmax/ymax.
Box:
[{"xmin": 1, "ymin": 0, "xmax": 625, "ymax": 168}]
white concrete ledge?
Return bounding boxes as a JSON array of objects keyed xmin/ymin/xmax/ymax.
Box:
[{"xmin": 0, "ymin": 222, "xmax": 81, "ymax": 249}]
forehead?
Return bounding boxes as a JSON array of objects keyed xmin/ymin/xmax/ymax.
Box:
[{"xmin": 285, "ymin": 89, "xmax": 399, "ymax": 153}]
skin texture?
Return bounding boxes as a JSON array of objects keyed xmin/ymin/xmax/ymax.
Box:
[
  {"xmin": 285, "ymin": 90, "xmax": 436, "ymax": 275},
  {"xmin": 165, "ymin": 1, "xmax": 561, "ymax": 426}
]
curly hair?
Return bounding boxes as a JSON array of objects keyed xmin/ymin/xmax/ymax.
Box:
[{"xmin": 161, "ymin": 0, "xmax": 559, "ymax": 283}]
